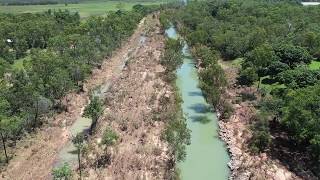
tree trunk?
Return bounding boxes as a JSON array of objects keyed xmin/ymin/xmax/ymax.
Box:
[
  {"xmin": 0, "ymin": 131, "xmax": 8, "ymax": 163},
  {"xmin": 258, "ymin": 77, "xmax": 261, "ymax": 89},
  {"xmin": 78, "ymin": 148, "xmax": 82, "ymax": 180},
  {"xmin": 90, "ymin": 116, "xmax": 98, "ymax": 135},
  {"xmin": 34, "ymin": 99, "xmax": 39, "ymax": 129}
]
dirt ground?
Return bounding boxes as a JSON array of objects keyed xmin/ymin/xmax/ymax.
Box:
[
  {"xmin": 218, "ymin": 60, "xmax": 300, "ymax": 180},
  {"xmin": 81, "ymin": 14, "xmax": 172, "ymax": 180},
  {"xmin": 0, "ymin": 14, "xmax": 159, "ymax": 180}
]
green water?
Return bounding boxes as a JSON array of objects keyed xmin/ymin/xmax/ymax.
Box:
[
  {"xmin": 165, "ymin": 27, "xmax": 230, "ymax": 180},
  {"xmin": 55, "ymin": 117, "xmax": 92, "ymax": 167}
]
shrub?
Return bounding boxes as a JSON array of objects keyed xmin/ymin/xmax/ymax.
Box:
[
  {"xmin": 52, "ymin": 163, "xmax": 72, "ymax": 180},
  {"xmin": 237, "ymin": 67, "xmax": 259, "ymax": 86},
  {"xmin": 220, "ymin": 101, "xmax": 234, "ymax": 119},
  {"xmin": 249, "ymin": 112, "xmax": 271, "ymax": 153},
  {"xmin": 163, "ymin": 108, "xmax": 191, "ymax": 162},
  {"xmin": 240, "ymin": 91, "xmax": 257, "ymax": 101},
  {"xmin": 102, "ymin": 128, "xmax": 119, "ymax": 146}
]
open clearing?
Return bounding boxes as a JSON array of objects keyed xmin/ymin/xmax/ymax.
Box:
[{"xmin": 0, "ymin": 0, "xmax": 168, "ymax": 17}]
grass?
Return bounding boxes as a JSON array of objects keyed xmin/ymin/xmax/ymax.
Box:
[
  {"xmin": 309, "ymin": 60, "xmax": 320, "ymax": 70},
  {"xmin": 258, "ymin": 80, "xmax": 286, "ymax": 93},
  {"xmin": 12, "ymin": 55, "xmax": 30, "ymax": 70},
  {"xmin": 230, "ymin": 57, "xmax": 243, "ymax": 68},
  {"xmin": 0, "ymin": 0, "xmax": 170, "ymax": 17}
]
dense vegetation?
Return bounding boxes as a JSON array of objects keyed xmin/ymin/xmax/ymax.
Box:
[
  {"xmin": 0, "ymin": 0, "xmax": 80, "ymax": 5},
  {"xmin": 158, "ymin": 18, "xmax": 191, "ymax": 178},
  {"xmin": 161, "ymin": 38, "xmax": 191, "ymax": 161},
  {"xmin": 166, "ymin": 0, "xmax": 320, "ymax": 177},
  {"xmin": 0, "ymin": 4, "xmax": 156, "ymax": 164}
]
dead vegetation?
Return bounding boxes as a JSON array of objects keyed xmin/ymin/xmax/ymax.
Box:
[{"xmin": 81, "ymin": 14, "xmax": 176, "ymax": 180}]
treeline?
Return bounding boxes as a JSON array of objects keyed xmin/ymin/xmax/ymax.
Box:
[
  {"xmin": 158, "ymin": 18, "xmax": 190, "ymax": 179},
  {"xmin": 0, "ymin": 4, "xmax": 157, "ymax": 164},
  {"xmin": 168, "ymin": 0, "xmax": 320, "ymax": 177},
  {"xmin": 0, "ymin": 0, "xmax": 80, "ymax": 6}
]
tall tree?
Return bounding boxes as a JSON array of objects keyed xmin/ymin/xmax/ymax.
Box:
[{"xmin": 72, "ymin": 133, "xmax": 85, "ymax": 179}]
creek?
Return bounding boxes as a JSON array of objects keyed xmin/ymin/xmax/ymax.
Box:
[{"xmin": 165, "ymin": 26, "xmax": 230, "ymax": 180}]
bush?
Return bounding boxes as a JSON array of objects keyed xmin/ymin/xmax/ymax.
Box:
[
  {"xmin": 163, "ymin": 113, "xmax": 191, "ymax": 162},
  {"xmin": 249, "ymin": 112, "xmax": 271, "ymax": 153},
  {"xmin": 220, "ymin": 101, "xmax": 233, "ymax": 119},
  {"xmin": 102, "ymin": 128, "xmax": 119, "ymax": 146},
  {"xmin": 240, "ymin": 91, "xmax": 257, "ymax": 101},
  {"xmin": 52, "ymin": 163, "xmax": 72, "ymax": 180},
  {"xmin": 199, "ymin": 64, "xmax": 227, "ymax": 107},
  {"xmin": 237, "ymin": 67, "xmax": 259, "ymax": 86},
  {"xmin": 249, "ymin": 130, "xmax": 271, "ymax": 153},
  {"xmin": 161, "ymin": 38, "xmax": 183, "ymax": 73}
]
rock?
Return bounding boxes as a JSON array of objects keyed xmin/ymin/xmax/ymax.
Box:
[
  {"xmin": 275, "ymin": 169, "xmax": 286, "ymax": 180},
  {"xmin": 234, "ymin": 104, "xmax": 241, "ymax": 109},
  {"xmin": 96, "ymin": 137, "xmax": 102, "ymax": 144}
]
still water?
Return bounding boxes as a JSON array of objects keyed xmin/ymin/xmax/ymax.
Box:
[{"xmin": 165, "ymin": 26, "xmax": 230, "ymax": 180}]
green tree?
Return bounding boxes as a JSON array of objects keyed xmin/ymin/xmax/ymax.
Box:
[
  {"xmin": 0, "ymin": 58, "xmax": 10, "ymax": 76},
  {"xmin": 243, "ymin": 43, "xmax": 278, "ymax": 76},
  {"xmin": 237, "ymin": 67, "xmax": 259, "ymax": 86},
  {"xmin": 161, "ymin": 38, "xmax": 183, "ymax": 73},
  {"xmin": 187, "ymin": 30, "xmax": 209, "ymax": 46},
  {"xmin": 83, "ymin": 96, "xmax": 103, "ymax": 134},
  {"xmin": 47, "ymin": 69, "xmax": 73, "ymax": 100},
  {"xmin": 274, "ymin": 44, "xmax": 313, "ymax": 67},
  {"xmin": 8, "ymin": 71, "xmax": 36, "ymax": 113},
  {"xmin": 0, "ymin": 116, "xmax": 21, "ymax": 163},
  {"xmin": 264, "ymin": 61, "xmax": 290, "ymax": 78},
  {"xmin": 281, "ymin": 84, "xmax": 320, "ymax": 158},
  {"xmin": 164, "ymin": 110, "xmax": 191, "ymax": 162},
  {"xmin": 199, "ymin": 64, "xmax": 227, "ymax": 107},
  {"xmin": 192, "ymin": 45, "xmax": 218, "ymax": 68},
  {"xmin": 277, "ymin": 67, "xmax": 320, "ymax": 88},
  {"xmin": 31, "ymin": 95, "xmax": 52, "ymax": 128},
  {"xmin": 72, "ymin": 133, "xmax": 85, "ymax": 179}
]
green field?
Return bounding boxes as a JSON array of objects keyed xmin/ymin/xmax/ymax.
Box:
[{"xmin": 0, "ymin": 0, "xmax": 171, "ymax": 17}]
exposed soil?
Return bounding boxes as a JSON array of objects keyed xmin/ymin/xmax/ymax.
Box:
[
  {"xmin": 217, "ymin": 60, "xmax": 301, "ymax": 180},
  {"xmin": 0, "ymin": 14, "xmax": 158, "ymax": 180},
  {"xmin": 81, "ymin": 14, "xmax": 172, "ymax": 180},
  {"xmin": 268, "ymin": 121, "xmax": 319, "ymax": 179}
]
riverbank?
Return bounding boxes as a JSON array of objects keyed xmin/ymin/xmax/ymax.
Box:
[
  {"xmin": 217, "ymin": 60, "xmax": 299, "ymax": 180},
  {"xmin": 81, "ymin": 13, "xmax": 177, "ymax": 179}
]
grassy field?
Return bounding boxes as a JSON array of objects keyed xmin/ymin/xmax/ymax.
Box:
[{"xmin": 0, "ymin": 0, "xmax": 171, "ymax": 17}]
